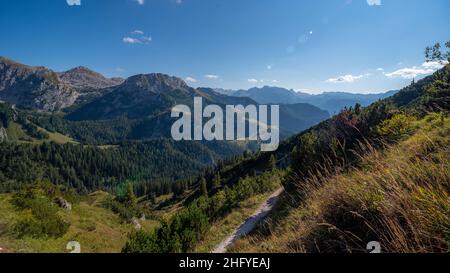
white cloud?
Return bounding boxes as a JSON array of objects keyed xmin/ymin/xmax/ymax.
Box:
[
  {"xmin": 266, "ymin": 65, "xmax": 272, "ymax": 70},
  {"xmin": 141, "ymin": 36, "xmax": 152, "ymax": 43},
  {"xmin": 385, "ymin": 68, "xmax": 428, "ymax": 79},
  {"xmin": 385, "ymin": 61, "xmax": 448, "ymax": 79},
  {"xmin": 272, "ymin": 80, "xmax": 278, "ymax": 83},
  {"xmin": 326, "ymin": 73, "xmax": 370, "ymax": 83},
  {"xmin": 248, "ymin": 79, "xmax": 259, "ymax": 84},
  {"xmin": 185, "ymin": 77, "xmax": 197, "ymax": 83},
  {"xmin": 367, "ymin": 0, "xmax": 381, "ymax": 6},
  {"xmin": 123, "ymin": 32, "xmax": 151, "ymax": 44},
  {"xmin": 422, "ymin": 61, "xmax": 447, "ymax": 70},
  {"xmin": 136, "ymin": 0, "xmax": 144, "ymax": 5},
  {"xmin": 377, "ymin": 68, "xmax": 384, "ymax": 72},
  {"xmin": 67, "ymin": 0, "xmax": 81, "ymax": 6},
  {"xmin": 123, "ymin": 37, "xmax": 142, "ymax": 44},
  {"xmin": 115, "ymin": 67, "xmax": 125, "ymax": 72},
  {"xmin": 205, "ymin": 74, "xmax": 219, "ymax": 80}
]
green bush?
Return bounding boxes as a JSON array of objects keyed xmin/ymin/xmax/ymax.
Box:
[
  {"xmin": 376, "ymin": 114, "xmax": 416, "ymax": 141},
  {"xmin": 11, "ymin": 182, "xmax": 71, "ymax": 238},
  {"xmin": 13, "ymin": 197, "xmax": 69, "ymax": 238},
  {"xmin": 102, "ymin": 188, "xmax": 142, "ymax": 222}
]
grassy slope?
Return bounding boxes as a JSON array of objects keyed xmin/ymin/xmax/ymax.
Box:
[
  {"xmin": 229, "ymin": 115, "xmax": 450, "ymax": 253},
  {"xmin": 5, "ymin": 119, "xmax": 76, "ymax": 145},
  {"xmin": 0, "ymin": 191, "xmax": 159, "ymax": 253},
  {"xmin": 35, "ymin": 125, "xmax": 77, "ymax": 144}
]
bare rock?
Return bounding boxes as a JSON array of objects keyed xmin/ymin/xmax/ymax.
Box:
[{"xmin": 56, "ymin": 197, "xmax": 72, "ymax": 211}]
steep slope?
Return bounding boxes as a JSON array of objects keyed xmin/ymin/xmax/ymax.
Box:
[
  {"xmin": 0, "ymin": 57, "xmax": 78, "ymax": 111},
  {"xmin": 230, "ymin": 115, "xmax": 450, "ymax": 253},
  {"xmin": 214, "ymin": 65, "xmax": 450, "ymax": 253}
]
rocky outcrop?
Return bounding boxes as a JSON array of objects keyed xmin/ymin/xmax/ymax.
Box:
[
  {"xmin": 56, "ymin": 197, "xmax": 72, "ymax": 211},
  {"xmin": 0, "ymin": 57, "xmax": 79, "ymax": 111},
  {"xmin": 131, "ymin": 217, "xmax": 141, "ymax": 230},
  {"xmin": 58, "ymin": 66, "xmax": 123, "ymax": 92}
]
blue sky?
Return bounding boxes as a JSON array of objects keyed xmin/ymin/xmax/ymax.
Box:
[{"xmin": 0, "ymin": 0, "xmax": 449, "ymax": 94}]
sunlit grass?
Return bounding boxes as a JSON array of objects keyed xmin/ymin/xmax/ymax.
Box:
[{"xmin": 230, "ymin": 115, "xmax": 450, "ymax": 253}]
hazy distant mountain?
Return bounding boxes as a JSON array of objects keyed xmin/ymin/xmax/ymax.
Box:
[
  {"xmin": 301, "ymin": 91, "xmax": 398, "ymax": 114},
  {"xmin": 232, "ymin": 86, "xmax": 304, "ymax": 104},
  {"xmin": 0, "ymin": 57, "xmax": 78, "ymax": 111},
  {"xmin": 212, "ymin": 88, "xmax": 244, "ymax": 95},
  {"xmin": 226, "ymin": 86, "xmax": 398, "ymax": 114}
]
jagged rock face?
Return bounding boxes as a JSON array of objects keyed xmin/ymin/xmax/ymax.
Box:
[
  {"xmin": 58, "ymin": 66, "xmax": 124, "ymax": 92},
  {"xmin": 0, "ymin": 57, "xmax": 79, "ymax": 111}
]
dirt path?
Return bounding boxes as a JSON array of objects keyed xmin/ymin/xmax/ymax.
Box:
[{"xmin": 211, "ymin": 188, "xmax": 283, "ymax": 253}]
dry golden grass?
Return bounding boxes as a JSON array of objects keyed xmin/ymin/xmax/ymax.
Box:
[{"xmin": 230, "ymin": 115, "xmax": 450, "ymax": 253}]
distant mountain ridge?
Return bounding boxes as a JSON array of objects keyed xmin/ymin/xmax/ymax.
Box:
[{"xmin": 217, "ymin": 86, "xmax": 398, "ymax": 114}]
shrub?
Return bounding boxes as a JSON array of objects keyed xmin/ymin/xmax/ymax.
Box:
[
  {"xmin": 14, "ymin": 197, "xmax": 69, "ymax": 238},
  {"xmin": 11, "ymin": 182, "xmax": 71, "ymax": 238},
  {"xmin": 376, "ymin": 114, "xmax": 416, "ymax": 141}
]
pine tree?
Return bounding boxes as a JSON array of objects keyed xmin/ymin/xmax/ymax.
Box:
[
  {"xmin": 269, "ymin": 154, "xmax": 277, "ymax": 170},
  {"xmin": 212, "ymin": 174, "xmax": 221, "ymax": 189},
  {"xmin": 124, "ymin": 183, "xmax": 137, "ymax": 207},
  {"xmin": 200, "ymin": 178, "xmax": 208, "ymax": 197}
]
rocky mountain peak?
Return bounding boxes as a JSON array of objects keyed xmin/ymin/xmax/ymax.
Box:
[
  {"xmin": 59, "ymin": 66, "xmax": 124, "ymax": 91},
  {"xmin": 122, "ymin": 73, "xmax": 189, "ymax": 94},
  {"xmin": 0, "ymin": 57, "xmax": 78, "ymax": 111}
]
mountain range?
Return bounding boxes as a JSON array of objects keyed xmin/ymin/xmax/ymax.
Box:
[
  {"xmin": 0, "ymin": 56, "xmax": 404, "ymax": 147},
  {"xmin": 215, "ymin": 86, "xmax": 397, "ymax": 114},
  {"xmin": 0, "ymin": 56, "xmax": 396, "ymax": 143},
  {"xmin": 0, "ymin": 57, "xmax": 330, "ymax": 141}
]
